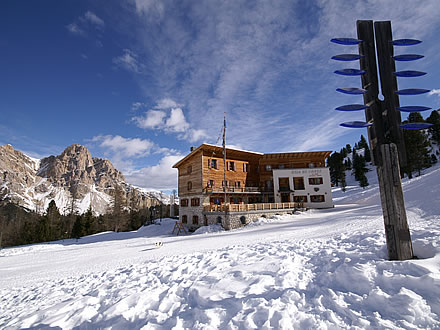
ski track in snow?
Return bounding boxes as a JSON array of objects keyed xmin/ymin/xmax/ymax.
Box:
[{"xmin": 1, "ymin": 167, "xmax": 440, "ymax": 329}]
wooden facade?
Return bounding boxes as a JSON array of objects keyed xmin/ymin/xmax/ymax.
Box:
[{"xmin": 173, "ymin": 144, "xmax": 331, "ymax": 204}]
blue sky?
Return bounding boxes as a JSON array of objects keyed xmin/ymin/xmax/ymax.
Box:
[{"xmin": 1, "ymin": 0, "xmax": 440, "ymax": 191}]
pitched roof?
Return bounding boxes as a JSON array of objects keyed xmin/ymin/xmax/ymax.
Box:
[{"xmin": 172, "ymin": 144, "xmax": 332, "ymax": 168}]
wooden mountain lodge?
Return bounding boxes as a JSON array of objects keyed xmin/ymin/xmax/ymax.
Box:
[{"xmin": 172, "ymin": 144, "xmax": 333, "ymax": 230}]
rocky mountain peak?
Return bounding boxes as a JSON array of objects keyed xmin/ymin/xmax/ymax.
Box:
[{"xmin": 0, "ymin": 144, "xmax": 158, "ymax": 215}]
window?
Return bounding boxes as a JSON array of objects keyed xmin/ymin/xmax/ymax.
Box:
[
  {"xmin": 279, "ymin": 164, "xmax": 285, "ymax": 169},
  {"xmin": 293, "ymin": 195, "xmax": 308, "ymax": 203},
  {"xmin": 310, "ymin": 195, "xmax": 325, "ymax": 202},
  {"xmin": 182, "ymin": 215, "xmax": 187, "ymax": 224},
  {"xmin": 208, "ymin": 159, "xmax": 218, "ymax": 169},
  {"xmin": 240, "ymin": 216, "xmax": 246, "ymax": 224},
  {"xmin": 191, "ymin": 198, "xmax": 200, "ymax": 207},
  {"xmin": 192, "ymin": 215, "xmax": 199, "ymax": 225},
  {"xmin": 187, "ymin": 165, "xmax": 192, "ymax": 174},
  {"xmin": 217, "ymin": 216, "xmax": 222, "ymax": 224},
  {"xmin": 222, "ymin": 180, "xmax": 228, "ymax": 187},
  {"xmin": 265, "ymin": 165, "xmax": 272, "ymax": 171},
  {"xmin": 208, "ymin": 180, "xmax": 214, "ymax": 188},
  {"xmin": 228, "ymin": 161, "xmax": 235, "ymax": 171},
  {"xmin": 293, "ymin": 177, "xmax": 305, "ymax": 190},
  {"xmin": 278, "ymin": 177, "xmax": 290, "ymax": 191},
  {"xmin": 187, "ymin": 181, "xmax": 192, "ymax": 191},
  {"xmin": 309, "ymin": 177, "xmax": 323, "ymax": 185},
  {"xmin": 243, "ymin": 163, "xmax": 249, "ymax": 172},
  {"xmin": 180, "ymin": 199, "xmax": 188, "ymax": 207},
  {"xmin": 234, "ymin": 181, "xmax": 241, "ymax": 188}
]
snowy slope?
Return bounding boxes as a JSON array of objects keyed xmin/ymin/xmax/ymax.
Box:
[{"xmin": 0, "ymin": 167, "xmax": 439, "ymax": 329}]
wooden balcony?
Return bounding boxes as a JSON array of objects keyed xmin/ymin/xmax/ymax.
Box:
[
  {"xmin": 203, "ymin": 186, "xmax": 262, "ymax": 193},
  {"xmin": 203, "ymin": 202, "xmax": 304, "ymax": 213}
]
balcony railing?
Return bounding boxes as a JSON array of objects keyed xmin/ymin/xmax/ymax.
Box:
[
  {"xmin": 203, "ymin": 186, "xmax": 262, "ymax": 193},
  {"xmin": 203, "ymin": 202, "xmax": 304, "ymax": 213}
]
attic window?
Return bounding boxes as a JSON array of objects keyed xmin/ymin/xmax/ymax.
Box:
[
  {"xmin": 188, "ymin": 181, "xmax": 192, "ymax": 191},
  {"xmin": 228, "ymin": 161, "xmax": 236, "ymax": 171},
  {"xmin": 187, "ymin": 165, "xmax": 192, "ymax": 174}
]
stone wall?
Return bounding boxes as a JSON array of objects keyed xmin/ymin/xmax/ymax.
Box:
[{"xmin": 204, "ymin": 208, "xmax": 298, "ymax": 230}]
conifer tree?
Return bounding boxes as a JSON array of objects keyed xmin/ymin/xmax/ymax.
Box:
[
  {"xmin": 71, "ymin": 215, "xmax": 83, "ymax": 239},
  {"xmin": 83, "ymin": 207, "xmax": 95, "ymax": 236},
  {"xmin": 46, "ymin": 200, "xmax": 61, "ymax": 240},
  {"xmin": 427, "ymin": 110, "xmax": 440, "ymax": 144},
  {"xmin": 36, "ymin": 216, "xmax": 50, "ymax": 242},
  {"xmin": 352, "ymin": 152, "xmax": 369, "ymax": 187},
  {"xmin": 346, "ymin": 144, "xmax": 352, "ymax": 154},
  {"xmin": 328, "ymin": 152, "xmax": 345, "ymax": 186},
  {"xmin": 402, "ymin": 112, "xmax": 432, "ymax": 178}
]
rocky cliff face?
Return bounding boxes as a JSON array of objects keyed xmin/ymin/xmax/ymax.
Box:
[{"xmin": 0, "ymin": 144, "xmax": 160, "ymax": 215}]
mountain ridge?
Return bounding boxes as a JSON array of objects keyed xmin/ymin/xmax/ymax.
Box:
[{"xmin": 0, "ymin": 144, "xmax": 165, "ymax": 215}]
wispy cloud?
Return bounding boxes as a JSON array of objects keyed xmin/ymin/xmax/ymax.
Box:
[
  {"xmin": 83, "ymin": 11, "xmax": 105, "ymax": 29},
  {"xmin": 88, "ymin": 134, "xmax": 182, "ymax": 189},
  {"xmin": 113, "ymin": 49, "xmax": 143, "ymax": 73},
  {"xmin": 118, "ymin": 0, "xmax": 440, "ymax": 152},
  {"xmin": 125, "ymin": 154, "xmax": 181, "ymax": 190},
  {"xmin": 92, "ymin": 135, "xmax": 154, "ymax": 158},
  {"xmin": 132, "ymin": 99, "xmax": 209, "ymax": 143},
  {"xmin": 66, "ymin": 11, "xmax": 105, "ymax": 38}
]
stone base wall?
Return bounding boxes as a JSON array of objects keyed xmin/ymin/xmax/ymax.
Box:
[{"xmin": 204, "ymin": 208, "xmax": 298, "ymax": 230}]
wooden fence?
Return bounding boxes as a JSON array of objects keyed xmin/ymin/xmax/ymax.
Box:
[{"xmin": 203, "ymin": 202, "xmax": 304, "ymax": 213}]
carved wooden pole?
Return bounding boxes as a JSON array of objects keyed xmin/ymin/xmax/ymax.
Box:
[{"xmin": 357, "ymin": 20, "xmax": 414, "ymax": 260}]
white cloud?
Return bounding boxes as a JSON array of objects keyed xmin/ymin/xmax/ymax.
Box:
[
  {"xmin": 131, "ymin": 102, "xmax": 146, "ymax": 111},
  {"xmin": 118, "ymin": 0, "xmax": 440, "ymax": 153},
  {"xmin": 165, "ymin": 108, "xmax": 189, "ymax": 133},
  {"xmin": 132, "ymin": 99, "xmax": 208, "ymax": 143},
  {"xmin": 155, "ymin": 98, "xmax": 181, "ymax": 110},
  {"xmin": 84, "ymin": 11, "xmax": 105, "ymax": 29},
  {"xmin": 429, "ymin": 89, "xmax": 440, "ymax": 96},
  {"xmin": 92, "ymin": 135, "xmax": 155, "ymax": 158},
  {"xmin": 67, "ymin": 11, "xmax": 105, "ymax": 37},
  {"xmin": 113, "ymin": 49, "xmax": 143, "ymax": 73},
  {"xmin": 66, "ymin": 23, "xmax": 85, "ymax": 36},
  {"xmin": 132, "ymin": 0, "xmax": 165, "ymax": 18},
  {"xmin": 134, "ymin": 110, "xmax": 167, "ymax": 129},
  {"xmin": 125, "ymin": 154, "xmax": 182, "ymax": 190}
]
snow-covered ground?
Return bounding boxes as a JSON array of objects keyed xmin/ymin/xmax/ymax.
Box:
[{"xmin": 1, "ymin": 167, "xmax": 439, "ymax": 329}]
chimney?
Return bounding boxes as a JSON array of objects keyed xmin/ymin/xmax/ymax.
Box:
[{"xmin": 190, "ymin": 146, "xmax": 195, "ymax": 152}]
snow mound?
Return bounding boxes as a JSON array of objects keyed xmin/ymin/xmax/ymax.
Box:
[{"xmin": 193, "ymin": 224, "xmax": 225, "ymax": 234}]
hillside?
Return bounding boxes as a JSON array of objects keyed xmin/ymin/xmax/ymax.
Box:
[{"xmin": 0, "ymin": 164, "xmax": 439, "ymax": 328}]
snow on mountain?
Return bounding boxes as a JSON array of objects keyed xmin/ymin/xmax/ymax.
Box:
[
  {"xmin": 0, "ymin": 144, "xmax": 164, "ymax": 215},
  {"xmin": 0, "ymin": 166, "xmax": 439, "ymax": 328}
]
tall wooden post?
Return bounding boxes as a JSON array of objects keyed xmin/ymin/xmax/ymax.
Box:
[{"xmin": 357, "ymin": 20, "xmax": 414, "ymax": 260}]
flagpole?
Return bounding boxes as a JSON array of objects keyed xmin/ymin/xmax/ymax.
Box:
[{"xmin": 223, "ymin": 113, "xmax": 227, "ymax": 219}]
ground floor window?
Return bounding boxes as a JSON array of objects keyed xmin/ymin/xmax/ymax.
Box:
[
  {"xmin": 192, "ymin": 215, "xmax": 199, "ymax": 225},
  {"xmin": 182, "ymin": 215, "xmax": 187, "ymax": 224},
  {"xmin": 310, "ymin": 195, "xmax": 325, "ymax": 202},
  {"xmin": 294, "ymin": 195, "xmax": 308, "ymax": 203}
]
